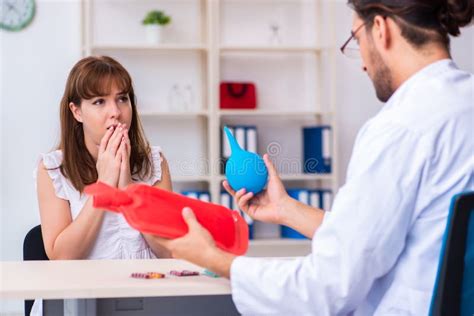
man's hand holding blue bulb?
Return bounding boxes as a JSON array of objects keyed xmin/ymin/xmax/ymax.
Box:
[
  {"xmin": 222, "ymin": 125, "xmax": 291, "ymax": 224},
  {"xmin": 223, "ymin": 153, "xmax": 291, "ymax": 225}
]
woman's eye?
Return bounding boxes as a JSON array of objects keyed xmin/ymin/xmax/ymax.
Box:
[
  {"xmin": 118, "ymin": 96, "xmax": 129, "ymax": 103},
  {"xmin": 92, "ymin": 98, "xmax": 104, "ymax": 105}
]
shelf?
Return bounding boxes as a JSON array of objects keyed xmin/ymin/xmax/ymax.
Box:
[
  {"xmin": 172, "ymin": 175, "xmax": 211, "ymax": 183},
  {"xmin": 140, "ymin": 110, "xmax": 332, "ymax": 119},
  {"xmin": 280, "ymin": 174, "xmax": 334, "ymax": 181},
  {"xmin": 84, "ymin": 0, "xmax": 338, "ymax": 247},
  {"xmin": 89, "ymin": 44, "xmax": 208, "ymax": 52},
  {"xmin": 217, "ymin": 174, "xmax": 334, "ymax": 182},
  {"xmin": 218, "ymin": 110, "xmax": 331, "ymax": 117},
  {"xmin": 222, "ymin": 0, "xmax": 317, "ymax": 3},
  {"xmin": 220, "ymin": 46, "xmax": 329, "ymax": 54},
  {"xmin": 140, "ymin": 111, "xmax": 209, "ymax": 119},
  {"xmin": 247, "ymin": 238, "xmax": 312, "ymax": 257},
  {"xmin": 250, "ymin": 238, "xmax": 310, "ymax": 247}
]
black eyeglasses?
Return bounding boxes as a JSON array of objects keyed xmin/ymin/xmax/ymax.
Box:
[{"xmin": 340, "ymin": 22, "xmax": 366, "ymax": 59}]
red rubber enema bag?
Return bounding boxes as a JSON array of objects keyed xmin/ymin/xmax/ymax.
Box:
[{"xmin": 84, "ymin": 182, "xmax": 248, "ymax": 255}]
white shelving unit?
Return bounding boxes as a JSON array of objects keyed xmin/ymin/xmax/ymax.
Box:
[
  {"xmin": 218, "ymin": 109, "xmax": 332, "ymax": 117},
  {"xmin": 81, "ymin": 0, "xmax": 337, "ymax": 256}
]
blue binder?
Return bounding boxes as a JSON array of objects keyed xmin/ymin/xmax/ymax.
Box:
[
  {"xmin": 303, "ymin": 126, "xmax": 332, "ymax": 174},
  {"xmin": 319, "ymin": 189, "xmax": 333, "ymax": 212},
  {"xmin": 181, "ymin": 190, "xmax": 211, "ymax": 202},
  {"xmin": 281, "ymin": 189, "xmax": 310, "ymax": 239},
  {"xmin": 281, "ymin": 189, "xmax": 332, "ymax": 238},
  {"xmin": 220, "ymin": 191, "xmax": 254, "ymax": 240}
]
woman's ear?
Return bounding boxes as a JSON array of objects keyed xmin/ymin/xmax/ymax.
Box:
[{"xmin": 69, "ymin": 102, "xmax": 83, "ymax": 123}]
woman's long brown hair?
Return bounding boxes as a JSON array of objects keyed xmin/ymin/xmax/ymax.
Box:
[{"xmin": 58, "ymin": 56, "xmax": 153, "ymax": 192}]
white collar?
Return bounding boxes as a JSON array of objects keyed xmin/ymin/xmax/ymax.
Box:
[{"xmin": 382, "ymin": 58, "xmax": 456, "ymax": 111}]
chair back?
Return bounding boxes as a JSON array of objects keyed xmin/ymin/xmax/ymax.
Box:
[{"xmin": 429, "ymin": 192, "xmax": 474, "ymax": 316}]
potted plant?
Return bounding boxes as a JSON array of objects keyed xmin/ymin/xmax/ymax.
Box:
[{"xmin": 142, "ymin": 10, "xmax": 171, "ymax": 44}]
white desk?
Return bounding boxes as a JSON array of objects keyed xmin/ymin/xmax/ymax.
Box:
[{"xmin": 1, "ymin": 259, "xmax": 239, "ymax": 315}]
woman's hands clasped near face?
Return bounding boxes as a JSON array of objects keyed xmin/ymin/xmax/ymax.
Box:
[{"xmin": 96, "ymin": 122, "xmax": 132, "ymax": 188}]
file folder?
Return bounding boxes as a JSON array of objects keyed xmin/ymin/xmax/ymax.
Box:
[
  {"xmin": 246, "ymin": 127, "xmax": 257, "ymax": 153},
  {"xmin": 303, "ymin": 126, "xmax": 332, "ymax": 174},
  {"xmin": 321, "ymin": 190, "xmax": 333, "ymax": 212},
  {"xmin": 222, "ymin": 127, "xmax": 234, "ymax": 159},
  {"xmin": 220, "ymin": 191, "xmax": 254, "ymax": 239},
  {"xmin": 281, "ymin": 189, "xmax": 310, "ymax": 239},
  {"xmin": 220, "ymin": 191, "xmax": 232, "ymax": 209},
  {"xmin": 310, "ymin": 191, "xmax": 321, "ymax": 209},
  {"xmin": 182, "ymin": 191, "xmax": 211, "ymax": 202}
]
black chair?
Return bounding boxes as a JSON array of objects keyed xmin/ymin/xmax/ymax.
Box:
[
  {"xmin": 23, "ymin": 225, "xmax": 49, "ymax": 316},
  {"xmin": 429, "ymin": 191, "xmax": 474, "ymax": 316}
]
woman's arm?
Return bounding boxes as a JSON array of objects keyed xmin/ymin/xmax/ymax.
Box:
[
  {"xmin": 142, "ymin": 155, "xmax": 173, "ymax": 258},
  {"xmin": 152, "ymin": 155, "xmax": 173, "ymax": 192},
  {"xmin": 37, "ymin": 162, "xmax": 105, "ymax": 260}
]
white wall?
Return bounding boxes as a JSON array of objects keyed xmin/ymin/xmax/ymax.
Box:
[
  {"xmin": 1, "ymin": 1, "xmax": 472, "ymax": 314},
  {"xmin": 334, "ymin": 3, "xmax": 383, "ymax": 185},
  {"xmin": 1, "ymin": 0, "xmax": 81, "ymax": 313}
]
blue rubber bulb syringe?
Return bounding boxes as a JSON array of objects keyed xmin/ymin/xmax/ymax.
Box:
[{"xmin": 224, "ymin": 126, "xmax": 268, "ymax": 195}]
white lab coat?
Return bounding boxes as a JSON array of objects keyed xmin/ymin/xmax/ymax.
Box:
[{"xmin": 230, "ymin": 59, "xmax": 474, "ymax": 315}]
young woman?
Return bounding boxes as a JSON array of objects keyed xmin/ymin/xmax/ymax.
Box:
[
  {"xmin": 32, "ymin": 55, "xmax": 172, "ymax": 314},
  {"xmin": 36, "ymin": 55, "xmax": 173, "ymax": 260}
]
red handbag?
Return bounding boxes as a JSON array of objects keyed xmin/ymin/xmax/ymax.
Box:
[{"xmin": 220, "ymin": 82, "xmax": 257, "ymax": 109}]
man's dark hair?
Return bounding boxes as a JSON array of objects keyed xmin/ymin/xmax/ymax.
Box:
[{"xmin": 348, "ymin": 0, "xmax": 473, "ymax": 49}]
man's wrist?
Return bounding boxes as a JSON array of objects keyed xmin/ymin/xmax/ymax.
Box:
[
  {"xmin": 206, "ymin": 247, "xmax": 236, "ymax": 279},
  {"xmin": 280, "ymin": 197, "xmax": 325, "ymax": 238},
  {"xmin": 279, "ymin": 196, "xmax": 300, "ymax": 227}
]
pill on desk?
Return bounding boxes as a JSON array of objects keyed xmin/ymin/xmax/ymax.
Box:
[
  {"xmin": 147, "ymin": 272, "xmax": 166, "ymax": 279},
  {"xmin": 131, "ymin": 273, "xmax": 150, "ymax": 279},
  {"xmin": 202, "ymin": 269, "xmax": 220, "ymax": 278},
  {"xmin": 170, "ymin": 270, "xmax": 200, "ymax": 277},
  {"xmin": 130, "ymin": 272, "xmax": 165, "ymax": 279}
]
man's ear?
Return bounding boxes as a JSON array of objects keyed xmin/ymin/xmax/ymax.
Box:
[
  {"xmin": 372, "ymin": 15, "xmax": 391, "ymax": 50},
  {"xmin": 69, "ymin": 102, "xmax": 83, "ymax": 123}
]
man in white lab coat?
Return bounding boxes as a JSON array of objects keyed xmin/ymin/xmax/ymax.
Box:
[{"xmin": 153, "ymin": 1, "xmax": 473, "ymax": 314}]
